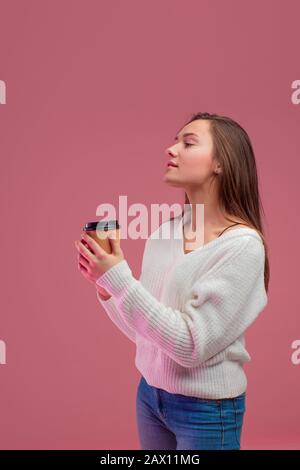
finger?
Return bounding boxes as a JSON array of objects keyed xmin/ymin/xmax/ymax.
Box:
[
  {"xmin": 78, "ymin": 261, "xmax": 88, "ymax": 273},
  {"xmin": 81, "ymin": 238, "xmax": 95, "ymax": 255},
  {"xmin": 107, "ymin": 232, "xmax": 121, "ymax": 255},
  {"xmin": 78, "ymin": 262, "xmax": 92, "ymax": 282},
  {"xmin": 81, "ymin": 232, "xmax": 107, "ymax": 258},
  {"xmin": 75, "ymin": 240, "xmax": 96, "ymax": 262},
  {"xmin": 78, "ymin": 263, "xmax": 94, "ymax": 284},
  {"xmin": 77, "ymin": 241, "xmax": 92, "ymax": 263},
  {"xmin": 78, "ymin": 253, "xmax": 89, "ymax": 269}
]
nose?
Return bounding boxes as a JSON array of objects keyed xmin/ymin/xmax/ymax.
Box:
[{"xmin": 165, "ymin": 146, "xmax": 176, "ymax": 158}]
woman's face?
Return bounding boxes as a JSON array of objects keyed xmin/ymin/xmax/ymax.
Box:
[{"xmin": 163, "ymin": 119, "xmax": 219, "ymax": 188}]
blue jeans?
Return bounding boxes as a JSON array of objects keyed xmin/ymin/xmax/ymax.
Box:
[{"xmin": 136, "ymin": 376, "xmax": 246, "ymax": 450}]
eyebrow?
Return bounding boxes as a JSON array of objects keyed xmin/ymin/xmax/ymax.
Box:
[{"xmin": 174, "ymin": 132, "xmax": 200, "ymax": 141}]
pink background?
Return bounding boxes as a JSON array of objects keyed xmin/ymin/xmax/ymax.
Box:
[{"xmin": 0, "ymin": 0, "xmax": 299, "ymax": 450}]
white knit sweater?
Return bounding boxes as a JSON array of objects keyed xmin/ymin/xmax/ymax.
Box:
[{"xmin": 95, "ymin": 208, "xmax": 268, "ymax": 399}]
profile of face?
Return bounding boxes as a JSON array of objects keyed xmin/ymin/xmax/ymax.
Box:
[{"xmin": 163, "ymin": 119, "xmax": 221, "ymax": 189}]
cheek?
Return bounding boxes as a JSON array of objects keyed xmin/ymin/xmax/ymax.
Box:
[{"xmin": 182, "ymin": 150, "xmax": 213, "ymax": 176}]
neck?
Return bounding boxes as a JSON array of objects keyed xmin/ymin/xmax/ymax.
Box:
[{"xmin": 185, "ymin": 188, "xmax": 228, "ymax": 232}]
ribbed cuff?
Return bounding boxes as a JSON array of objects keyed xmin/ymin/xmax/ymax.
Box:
[{"xmin": 95, "ymin": 259, "xmax": 136, "ymax": 298}]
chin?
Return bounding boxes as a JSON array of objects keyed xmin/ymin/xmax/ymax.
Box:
[{"xmin": 163, "ymin": 175, "xmax": 183, "ymax": 187}]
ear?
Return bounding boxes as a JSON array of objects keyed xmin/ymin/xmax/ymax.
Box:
[{"xmin": 214, "ymin": 163, "xmax": 222, "ymax": 174}]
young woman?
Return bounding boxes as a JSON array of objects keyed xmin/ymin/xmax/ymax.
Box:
[{"xmin": 75, "ymin": 111, "xmax": 270, "ymax": 450}]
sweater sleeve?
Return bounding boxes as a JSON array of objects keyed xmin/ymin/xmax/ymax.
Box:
[
  {"xmin": 95, "ymin": 291, "xmax": 136, "ymax": 343},
  {"xmin": 95, "ymin": 236, "xmax": 268, "ymax": 368},
  {"xmin": 94, "ymin": 237, "xmax": 151, "ymax": 344}
]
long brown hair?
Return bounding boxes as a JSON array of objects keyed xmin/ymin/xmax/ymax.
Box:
[{"xmin": 173, "ymin": 111, "xmax": 270, "ymax": 293}]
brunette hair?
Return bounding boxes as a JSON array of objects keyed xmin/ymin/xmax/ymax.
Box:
[{"xmin": 171, "ymin": 111, "xmax": 270, "ymax": 293}]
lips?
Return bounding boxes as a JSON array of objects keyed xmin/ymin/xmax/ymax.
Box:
[{"xmin": 167, "ymin": 161, "xmax": 178, "ymax": 167}]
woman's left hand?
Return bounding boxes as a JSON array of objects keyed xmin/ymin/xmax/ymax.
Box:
[{"xmin": 74, "ymin": 231, "xmax": 125, "ymax": 285}]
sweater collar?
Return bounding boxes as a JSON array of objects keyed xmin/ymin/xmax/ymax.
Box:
[{"xmin": 174, "ymin": 206, "xmax": 263, "ymax": 257}]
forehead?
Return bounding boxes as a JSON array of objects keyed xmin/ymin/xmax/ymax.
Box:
[{"xmin": 177, "ymin": 119, "xmax": 211, "ymax": 139}]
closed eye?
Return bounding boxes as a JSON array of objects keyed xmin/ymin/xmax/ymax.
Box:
[{"xmin": 184, "ymin": 143, "xmax": 193, "ymax": 148}]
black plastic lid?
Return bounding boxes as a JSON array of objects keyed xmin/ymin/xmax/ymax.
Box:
[{"xmin": 83, "ymin": 220, "xmax": 120, "ymax": 231}]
